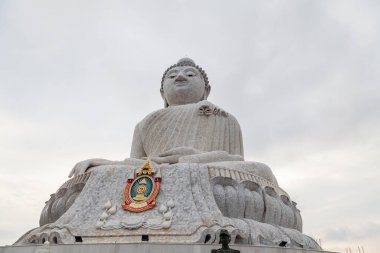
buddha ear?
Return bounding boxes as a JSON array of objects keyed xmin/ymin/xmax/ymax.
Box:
[
  {"xmin": 203, "ymin": 85, "xmax": 211, "ymax": 100},
  {"xmin": 160, "ymin": 88, "xmax": 169, "ymax": 108}
]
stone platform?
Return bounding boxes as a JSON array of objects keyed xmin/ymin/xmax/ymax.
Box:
[
  {"xmin": 1, "ymin": 243, "xmax": 335, "ymax": 253},
  {"xmin": 15, "ymin": 160, "xmax": 321, "ymax": 250}
]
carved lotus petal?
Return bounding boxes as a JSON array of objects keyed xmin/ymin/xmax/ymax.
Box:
[
  {"xmin": 166, "ymin": 199, "xmax": 175, "ymax": 208},
  {"xmin": 161, "ymin": 220, "xmax": 171, "ymax": 228},
  {"xmin": 163, "ymin": 210, "xmax": 172, "ymax": 220},
  {"xmin": 100, "ymin": 211, "xmax": 109, "ymax": 220},
  {"xmin": 104, "ymin": 200, "xmax": 112, "ymax": 209},
  {"xmin": 159, "ymin": 204, "xmax": 168, "ymax": 214},
  {"xmin": 108, "ymin": 205, "xmax": 117, "ymax": 215},
  {"xmin": 95, "ymin": 220, "xmax": 104, "ymax": 229}
]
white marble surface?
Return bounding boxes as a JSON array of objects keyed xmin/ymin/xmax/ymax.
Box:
[
  {"xmin": 1, "ymin": 243, "xmax": 335, "ymax": 253},
  {"xmin": 15, "ymin": 161, "xmax": 321, "ymax": 250}
]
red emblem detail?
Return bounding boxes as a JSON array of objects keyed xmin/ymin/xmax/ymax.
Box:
[{"xmin": 121, "ymin": 160, "xmax": 161, "ymax": 213}]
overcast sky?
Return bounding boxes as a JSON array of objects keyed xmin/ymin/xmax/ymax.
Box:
[{"xmin": 1, "ymin": 1, "xmax": 379, "ymax": 252}]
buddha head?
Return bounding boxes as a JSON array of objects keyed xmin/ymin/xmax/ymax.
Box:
[{"xmin": 160, "ymin": 58, "xmax": 211, "ymax": 107}]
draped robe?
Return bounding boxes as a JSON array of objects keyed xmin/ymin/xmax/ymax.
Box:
[{"xmin": 130, "ymin": 101, "xmax": 244, "ymax": 158}]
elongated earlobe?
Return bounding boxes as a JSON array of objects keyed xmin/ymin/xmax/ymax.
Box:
[
  {"xmin": 160, "ymin": 88, "xmax": 169, "ymax": 108},
  {"xmin": 203, "ymin": 85, "xmax": 211, "ymax": 100}
]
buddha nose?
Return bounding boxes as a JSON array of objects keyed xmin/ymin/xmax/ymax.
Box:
[{"xmin": 175, "ymin": 73, "xmax": 187, "ymax": 81}]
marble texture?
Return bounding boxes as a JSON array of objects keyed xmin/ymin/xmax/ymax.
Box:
[
  {"xmin": 130, "ymin": 100, "xmax": 244, "ymax": 159},
  {"xmin": 15, "ymin": 161, "xmax": 321, "ymax": 250}
]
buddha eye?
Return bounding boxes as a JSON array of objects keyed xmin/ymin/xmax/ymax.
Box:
[
  {"xmin": 168, "ymin": 73, "xmax": 177, "ymax": 79},
  {"xmin": 186, "ymin": 71, "xmax": 196, "ymax": 77}
]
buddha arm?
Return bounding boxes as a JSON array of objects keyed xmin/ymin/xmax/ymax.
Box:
[
  {"xmin": 68, "ymin": 158, "xmax": 125, "ymax": 177},
  {"xmin": 150, "ymin": 148, "xmax": 244, "ymax": 164}
]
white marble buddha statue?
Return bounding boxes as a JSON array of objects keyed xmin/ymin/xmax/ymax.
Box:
[
  {"xmin": 17, "ymin": 58, "xmax": 320, "ymax": 249},
  {"xmin": 69, "ymin": 58, "xmax": 276, "ymax": 185},
  {"xmin": 130, "ymin": 58, "xmax": 244, "ymax": 163}
]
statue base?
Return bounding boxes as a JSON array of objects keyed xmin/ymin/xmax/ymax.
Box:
[
  {"xmin": 14, "ymin": 160, "xmax": 322, "ymax": 250},
  {"xmin": 2, "ymin": 243, "xmax": 335, "ymax": 253}
]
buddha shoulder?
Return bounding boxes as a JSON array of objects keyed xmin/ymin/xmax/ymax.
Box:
[{"xmin": 137, "ymin": 100, "xmax": 238, "ymax": 127}]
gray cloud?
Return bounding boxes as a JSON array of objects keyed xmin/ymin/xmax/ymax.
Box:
[
  {"xmin": 324, "ymin": 222, "xmax": 380, "ymax": 241},
  {"xmin": 1, "ymin": 0, "xmax": 379, "ymax": 251}
]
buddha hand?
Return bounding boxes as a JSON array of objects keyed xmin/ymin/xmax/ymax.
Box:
[
  {"xmin": 150, "ymin": 147, "xmax": 201, "ymax": 164},
  {"xmin": 68, "ymin": 158, "xmax": 115, "ymax": 177}
]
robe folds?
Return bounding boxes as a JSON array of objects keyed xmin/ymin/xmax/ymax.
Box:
[{"xmin": 130, "ymin": 100, "xmax": 244, "ymax": 158}]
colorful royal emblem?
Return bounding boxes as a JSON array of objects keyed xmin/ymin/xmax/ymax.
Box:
[{"xmin": 121, "ymin": 160, "xmax": 161, "ymax": 212}]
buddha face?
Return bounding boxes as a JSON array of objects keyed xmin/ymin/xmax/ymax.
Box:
[{"xmin": 161, "ymin": 66, "xmax": 210, "ymax": 107}]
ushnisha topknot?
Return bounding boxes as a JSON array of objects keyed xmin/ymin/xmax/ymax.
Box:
[{"xmin": 161, "ymin": 58, "xmax": 209, "ymax": 89}]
